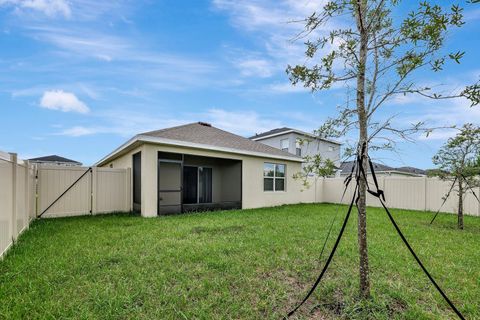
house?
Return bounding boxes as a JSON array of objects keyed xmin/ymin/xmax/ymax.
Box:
[
  {"xmin": 28, "ymin": 155, "xmax": 82, "ymax": 166},
  {"xmin": 339, "ymin": 161, "xmax": 426, "ymax": 177},
  {"xmin": 96, "ymin": 122, "xmax": 314, "ymax": 217},
  {"xmin": 249, "ymin": 127, "xmax": 341, "ymax": 165}
]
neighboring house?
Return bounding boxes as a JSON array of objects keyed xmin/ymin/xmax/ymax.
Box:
[
  {"xmin": 339, "ymin": 161, "xmax": 426, "ymax": 177},
  {"xmin": 96, "ymin": 122, "xmax": 313, "ymax": 217},
  {"xmin": 28, "ymin": 155, "xmax": 82, "ymax": 166},
  {"xmin": 249, "ymin": 127, "xmax": 341, "ymax": 166}
]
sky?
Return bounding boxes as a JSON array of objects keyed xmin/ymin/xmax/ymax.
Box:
[{"xmin": 0, "ymin": 0, "xmax": 479, "ymax": 168}]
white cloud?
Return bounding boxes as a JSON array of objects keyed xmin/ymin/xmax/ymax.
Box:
[
  {"xmin": 267, "ymin": 82, "xmax": 309, "ymax": 93},
  {"xmin": 58, "ymin": 126, "xmax": 97, "ymax": 136},
  {"xmin": 55, "ymin": 108, "xmax": 286, "ymax": 138},
  {"xmin": 212, "ymin": 0, "xmax": 336, "ymax": 81},
  {"xmin": 0, "ymin": 0, "xmax": 71, "ymax": 17},
  {"xmin": 417, "ymin": 128, "xmax": 458, "ymax": 141},
  {"xmin": 236, "ymin": 58, "xmax": 273, "ymax": 78},
  {"xmin": 202, "ymin": 108, "xmax": 284, "ymax": 136},
  {"xmin": 20, "ymin": 26, "xmax": 217, "ymax": 90},
  {"xmin": 40, "ymin": 90, "xmax": 90, "ymax": 113}
]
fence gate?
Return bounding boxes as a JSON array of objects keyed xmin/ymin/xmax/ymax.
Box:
[{"xmin": 37, "ymin": 166, "xmax": 131, "ymax": 218}]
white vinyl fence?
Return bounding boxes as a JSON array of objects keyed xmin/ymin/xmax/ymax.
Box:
[
  {"xmin": 319, "ymin": 176, "xmax": 480, "ymax": 216},
  {"xmin": 0, "ymin": 152, "xmax": 35, "ymax": 258},
  {"xmin": 2, "ymin": 148, "xmax": 479, "ymax": 259},
  {"xmin": 1, "ymin": 151, "xmax": 131, "ymax": 258},
  {"xmin": 37, "ymin": 166, "xmax": 131, "ymax": 218}
]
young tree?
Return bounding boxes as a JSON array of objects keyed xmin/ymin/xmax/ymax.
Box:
[
  {"xmin": 293, "ymin": 153, "xmax": 336, "ymax": 188},
  {"xmin": 432, "ymin": 124, "xmax": 480, "ymax": 229},
  {"xmin": 287, "ymin": 0, "xmax": 479, "ymax": 298}
]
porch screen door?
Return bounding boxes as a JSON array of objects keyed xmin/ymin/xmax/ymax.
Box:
[{"xmin": 158, "ymin": 161, "xmax": 182, "ymax": 215}]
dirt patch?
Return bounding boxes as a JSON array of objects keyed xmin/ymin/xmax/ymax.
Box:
[
  {"xmin": 386, "ymin": 297, "xmax": 408, "ymax": 316},
  {"xmin": 263, "ymin": 269, "xmax": 334, "ymax": 319}
]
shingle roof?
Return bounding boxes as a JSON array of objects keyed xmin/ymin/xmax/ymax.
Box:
[
  {"xmin": 249, "ymin": 127, "xmax": 342, "ymax": 145},
  {"xmin": 249, "ymin": 127, "xmax": 293, "ymax": 139},
  {"xmin": 339, "ymin": 161, "xmax": 425, "ymax": 176},
  {"xmin": 395, "ymin": 166, "xmax": 426, "ymax": 175},
  {"xmin": 340, "ymin": 160, "xmax": 393, "ymax": 173},
  {"xmin": 28, "ymin": 155, "xmax": 82, "ymax": 164},
  {"xmin": 141, "ymin": 122, "xmax": 299, "ymax": 159}
]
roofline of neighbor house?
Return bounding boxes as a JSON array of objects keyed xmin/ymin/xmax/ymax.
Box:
[
  {"xmin": 30, "ymin": 159, "xmax": 82, "ymax": 165},
  {"xmin": 250, "ymin": 129, "xmax": 342, "ymax": 145},
  {"xmin": 340, "ymin": 170, "xmax": 424, "ymax": 177},
  {"xmin": 95, "ymin": 134, "xmax": 304, "ymax": 166}
]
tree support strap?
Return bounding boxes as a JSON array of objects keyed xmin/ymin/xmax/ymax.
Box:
[
  {"xmin": 286, "ymin": 144, "xmax": 465, "ymax": 319},
  {"xmin": 430, "ymin": 176, "xmax": 458, "ymax": 225},
  {"xmin": 460, "ymin": 173, "xmax": 480, "ymax": 205},
  {"xmin": 317, "ymin": 161, "xmax": 358, "ymax": 261},
  {"xmin": 286, "ymin": 146, "xmax": 364, "ymax": 318},
  {"xmin": 37, "ymin": 167, "xmax": 92, "ymax": 218}
]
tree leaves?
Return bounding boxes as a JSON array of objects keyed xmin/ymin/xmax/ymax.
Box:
[{"xmin": 431, "ymin": 123, "xmax": 480, "ymax": 183}]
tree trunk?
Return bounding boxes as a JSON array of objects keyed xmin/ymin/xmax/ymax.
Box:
[
  {"xmin": 458, "ymin": 177, "xmax": 464, "ymax": 230},
  {"xmin": 355, "ymin": 0, "xmax": 370, "ymax": 299}
]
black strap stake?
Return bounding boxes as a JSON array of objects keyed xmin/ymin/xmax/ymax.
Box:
[
  {"xmin": 285, "ymin": 143, "xmax": 465, "ymax": 319},
  {"xmin": 430, "ymin": 176, "xmax": 458, "ymax": 225}
]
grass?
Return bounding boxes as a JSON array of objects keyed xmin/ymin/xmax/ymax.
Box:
[{"xmin": 1, "ymin": 204, "xmax": 479, "ymax": 319}]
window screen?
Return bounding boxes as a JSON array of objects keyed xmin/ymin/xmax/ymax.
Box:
[
  {"xmin": 183, "ymin": 166, "xmax": 212, "ymax": 204},
  {"xmin": 183, "ymin": 166, "xmax": 198, "ymax": 204},
  {"xmin": 198, "ymin": 167, "xmax": 212, "ymax": 203},
  {"xmin": 132, "ymin": 152, "xmax": 141, "ymax": 206}
]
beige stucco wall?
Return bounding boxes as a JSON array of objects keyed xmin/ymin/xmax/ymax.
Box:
[{"xmin": 101, "ymin": 142, "xmax": 314, "ymax": 217}]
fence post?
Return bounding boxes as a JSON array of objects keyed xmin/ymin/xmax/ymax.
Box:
[
  {"xmin": 91, "ymin": 167, "xmax": 97, "ymax": 215},
  {"xmin": 478, "ymin": 186, "xmax": 480, "ymax": 217},
  {"xmin": 423, "ymin": 176, "xmax": 428, "ymax": 211},
  {"xmin": 321, "ymin": 177, "xmax": 325, "ymax": 203},
  {"xmin": 382, "ymin": 176, "xmax": 386, "ymax": 205},
  {"xmin": 10, "ymin": 153, "xmax": 17, "ymax": 241},
  {"xmin": 34, "ymin": 164, "xmax": 39, "ymax": 217},
  {"xmin": 24, "ymin": 161, "xmax": 30, "ymax": 226}
]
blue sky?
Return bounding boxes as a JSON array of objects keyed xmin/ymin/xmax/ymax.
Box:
[{"xmin": 0, "ymin": 0, "xmax": 479, "ymax": 168}]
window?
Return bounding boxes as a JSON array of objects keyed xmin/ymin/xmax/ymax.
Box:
[
  {"xmin": 183, "ymin": 166, "xmax": 198, "ymax": 204},
  {"xmin": 264, "ymin": 163, "xmax": 285, "ymax": 191},
  {"xmin": 295, "ymin": 140, "xmax": 302, "ymax": 157},
  {"xmin": 183, "ymin": 166, "xmax": 212, "ymax": 204},
  {"xmin": 281, "ymin": 139, "xmax": 289, "ymax": 152},
  {"xmin": 198, "ymin": 167, "xmax": 212, "ymax": 203}
]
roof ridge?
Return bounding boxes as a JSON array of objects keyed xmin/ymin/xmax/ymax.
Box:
[
  {"xmin": 141, "ymin": 122, "xmax": 300, "ymax": 159},
  {"xmin": 140, "ymin": 122, "xmax": 200, "ymax": 136}
]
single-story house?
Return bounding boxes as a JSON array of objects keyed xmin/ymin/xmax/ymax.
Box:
[
  {"xmin": 96, "ymin": 122, "xmax": 312, "ymax": 217},
  {"xmin": 28, "ymin": 155, "xmax": 83, "ymax": 166}
]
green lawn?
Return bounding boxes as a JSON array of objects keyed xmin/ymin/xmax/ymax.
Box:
[{"xmin": 1, "ymin": 204, "xmax": 479, "ymax": 319}]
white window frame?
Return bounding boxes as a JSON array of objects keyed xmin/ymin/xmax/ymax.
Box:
[
  {"xmin": 280, "ymin": 139, "xmax": 289, "ymax": 152},
  {"xmin": 295, "ymin": 140, "xmax": 302, "ymax": 157},
  {"xmin": 263, "ymin": 162, "xmax": 286, "ymax": 192}
]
